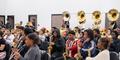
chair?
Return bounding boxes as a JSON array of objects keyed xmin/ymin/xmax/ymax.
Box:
[{"xmin": 110, "ymin": 51, "xmax": 119, "ymax": 60}]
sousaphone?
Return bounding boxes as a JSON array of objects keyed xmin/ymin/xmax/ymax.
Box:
[
  {"xmin": 77, "ymin": 11, "xmax": 86, "ymax": 24},
  {"xmin": 107, "ymin": 9, "xmax": 119, "ymax": 22},
  {"xmin": 92, "ymin": 11, "xmax": 101, "ymax": 25},
  {"xmin": 107, "ymin": 9, "xmax": 119, "ymax": 29},
  {"xmin": 92, "ymin": 11, "xmax": 101, "ymax": 29},
  {"xmin": 63, "ymin": 11, "xmax": 70, "ymax": 21}
]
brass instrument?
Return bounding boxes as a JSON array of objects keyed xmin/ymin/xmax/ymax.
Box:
[
  {"xmin": 63, "ymin": 46, "xmax": 68, "ymax": 60},
  {"xmin": 100, "ymin": 28, "xmax": 107, "ymax": 38},
  {"xmin": 9, "ymin": 32, "xmax": 23, "ymax": 60},
  {"xmin": 48, "ymin": 35, "xmax": 53, "ymax": 57},
  {"xmin": 77, "ymin": 11, "xmax": 86, "ymax": 24},
  {"xmin": 107, "ymin": 9, "xmax": 119, "ymax": 29},
  {"xmin": 76, "ymin": 43, "xmax": 82, "ymax": 60},
  {"xmin": 15, "ymin": 23, "xmax": 20, "ymax": 28},
  {"xmin": 63, "ymin": 11, "xmax": 70, "ymax": 21},
  {"xmin": 92, "ymin": 11, "xmax": 101, "ymax": 29},
  {"xmin": 63, "ymin": 40, "xmax": 69, "ymax": 60},
  {"xmin": 27, "ymin": 22, "xmax": 33, "ymax": 26},
  {"xmin": 63, "ymin": 11, "xmax": 70, "ymax": 28},
  {"xmin": 87, "ymin": 49, "xmax": 91, "ymax": 57}
]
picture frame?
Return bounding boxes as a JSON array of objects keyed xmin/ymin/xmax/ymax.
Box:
[
  {"xmin": 7, "ymin": 15, "xmax": 15, "ymax": 29},
  {"xmin": 0, "ymin": 15, "xmax": 5, "ymax": 27},
  {"xmin": 28, "ymin": 15, "xmax": 37, "ymax": 29},
  {"xmin": 51, "ymin": 14, "xmax": 63, "ymax": 29}
]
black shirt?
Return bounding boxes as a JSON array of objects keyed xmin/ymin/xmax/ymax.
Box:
[{"xmin": 0, "ymin": 39, "xmax": 6, "ymax": 52}]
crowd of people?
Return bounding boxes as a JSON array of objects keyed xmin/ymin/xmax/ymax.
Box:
[{"xmin": 0, "ymin": 24, "xmax": 120, "ymax": 60}]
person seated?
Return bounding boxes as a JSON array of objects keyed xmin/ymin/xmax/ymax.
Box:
[
  {"xmin": 14, "ymin": 33, "xmax": 42, "ymax": 60},
  {"xmin": 49, "ymin": 28, "xmax": 65, "ymax": 60},
  {"xmin": 109, "ymin": 31, "xmax": 120, "ymax": 53},
  {"xmin": 19, "ymin": 27, "xmax": 34, "ymax": 57},
  {"xmin": 3, "ymin": 29, "xmax": 15, "ymax": 47},
  {"xmin": 86, "ymin": 37, "xmax": 110, "ymax": 60},
  {"xmin": 80, "ymin": 29, "xmax": 96, "ymax": 59},
  {"xmin": 93, "ymin": 29, "xmax": 101, "ymax": 45},
  {"xmin": 0, "ymin": 31, "xmax": 6, "ymax": 60},
  {"xmin": 66, "ymin": 30, "xmax": 78, "ymax": 58}
]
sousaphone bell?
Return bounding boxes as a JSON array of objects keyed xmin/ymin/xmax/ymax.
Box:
[
  {"xmin": 77, "ymin": 11, "xmax": 86, "ymax": 24},
  {"xmin": 92, "ymin": 11, "xmax": 101, "ymax": 29},
  {"xmin": 107, "ymin": 9, "xmax": 119, "ymax": 29}
]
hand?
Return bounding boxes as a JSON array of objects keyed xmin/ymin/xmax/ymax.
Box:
[
  {"xmin": 14, "ymin": 51, "xmax": 21, "ymax": 60},
  {"xmin": 63, "ymin": 52, "xmax": 68, "ymax": 57},
  {"xmin": 48, "ymin": 45, "xmax": 52, "ymax": 49},
  {"xmin": 50, "ymin": 42, "xmax": 55, "ymax": 45},
  {"xmin": 74, "ymin": 53, "xmax": 79, "ymax": 58},
  {"xmin": 66, "ymin": 47, "xmax": 71, "ymax": 50}
]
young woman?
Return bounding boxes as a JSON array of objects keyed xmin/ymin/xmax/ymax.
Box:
[
  {"xmin": 14, "ymin": 33, "xmax": 41, "ymax": 60},
  {"xmin": 0, "ymin": 31, "xmax": 6, "ymax": 60},
  {"xmin": 80, "ymin": 29, "xmax": 96, "ymax": 59},
  {"xmin": 49, "ymin": 28, "xmax": 65, "ymax": 60}
]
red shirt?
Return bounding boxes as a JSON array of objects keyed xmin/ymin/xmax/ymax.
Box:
[{"xmin": 66, "ymin": 40, "xmax": 77, "ymax": 57}]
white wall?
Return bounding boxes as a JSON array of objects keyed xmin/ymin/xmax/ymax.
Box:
[
  {"xmin": 0, "ymin": 0, "xmax": 6, "ymax": 15},
  {"xmin": 0, "ymin": 0, "xmax": 120, "ymax": 29}
]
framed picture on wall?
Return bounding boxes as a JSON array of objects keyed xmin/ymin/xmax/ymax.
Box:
[
  {"xmin": 6, "ymin": 15, "xmax": 14, "ymax": 30},
  {"xmin": 28, "ymin": 15, "xmax": 37, "ymax": 29},
  {"xmin": 51, "ymin": 14, "xmax": 63, "ymax": 29},
  {"xmin": 0, "ymin": 15, "xmax": 5, "ymax": 28}
]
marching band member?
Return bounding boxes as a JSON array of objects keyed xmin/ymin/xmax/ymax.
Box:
[
  {"xmin": 66, "ymin": 30, "xmax": 77, "ymax": 58},
  {"xmin": 50, "ymin": 28, "xmax": 65, "ymax": 60},
  {"xmin": 93, "ymin": 29, "xmax": 101, "ymax": 45},
  {"xmin": 86, "ymin": 37, "xmax": 110, "ymax": 60},
  {"xmin": 80, "ymin": 29, "xmax": 96, "ymax": 59},
  {"xmin": 0, "ymin": 31, "xmax": 6, "ymax": 60},
  {"xmin": 4, "ymin": 29, "xmax": 15, "ymax": 47},
  {"xmin": 14, "ymin": 33, "xmax": 42, "ymax": 60},
  {"xmin": 109, "ymin": 30, "xmax": 120, "ymax": 53}
]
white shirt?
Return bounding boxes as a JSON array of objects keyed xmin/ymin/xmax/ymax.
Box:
[
  {"xmin": 4, "ymin": 34, "xmax": 15, "ymax": 46},
  {"xmin": 39, "ymin": 35, "xmax": 46, "ymax": 42},
  {"xmin": 86, "ymin": 49, "xmax": 110, "ymax": 60}
]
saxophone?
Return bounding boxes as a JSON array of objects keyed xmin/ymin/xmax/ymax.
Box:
[
  {"xmin": 48, "ymin": 35, "xmax": 53, "ymax": 57},
  {"xmin": 75, "ymin": 40, "xmax": 82, "ymax": 60},
  {"xmin": 63, "ymin": 44, "xmax": 69, "ymax": 60},
  {"xmin": 87, "ymin": 48, "xmax": 91, "ymax": 57},
  {"xmin": 76, "ymin": 47, "xmax": 82, "ymax": 60}
]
